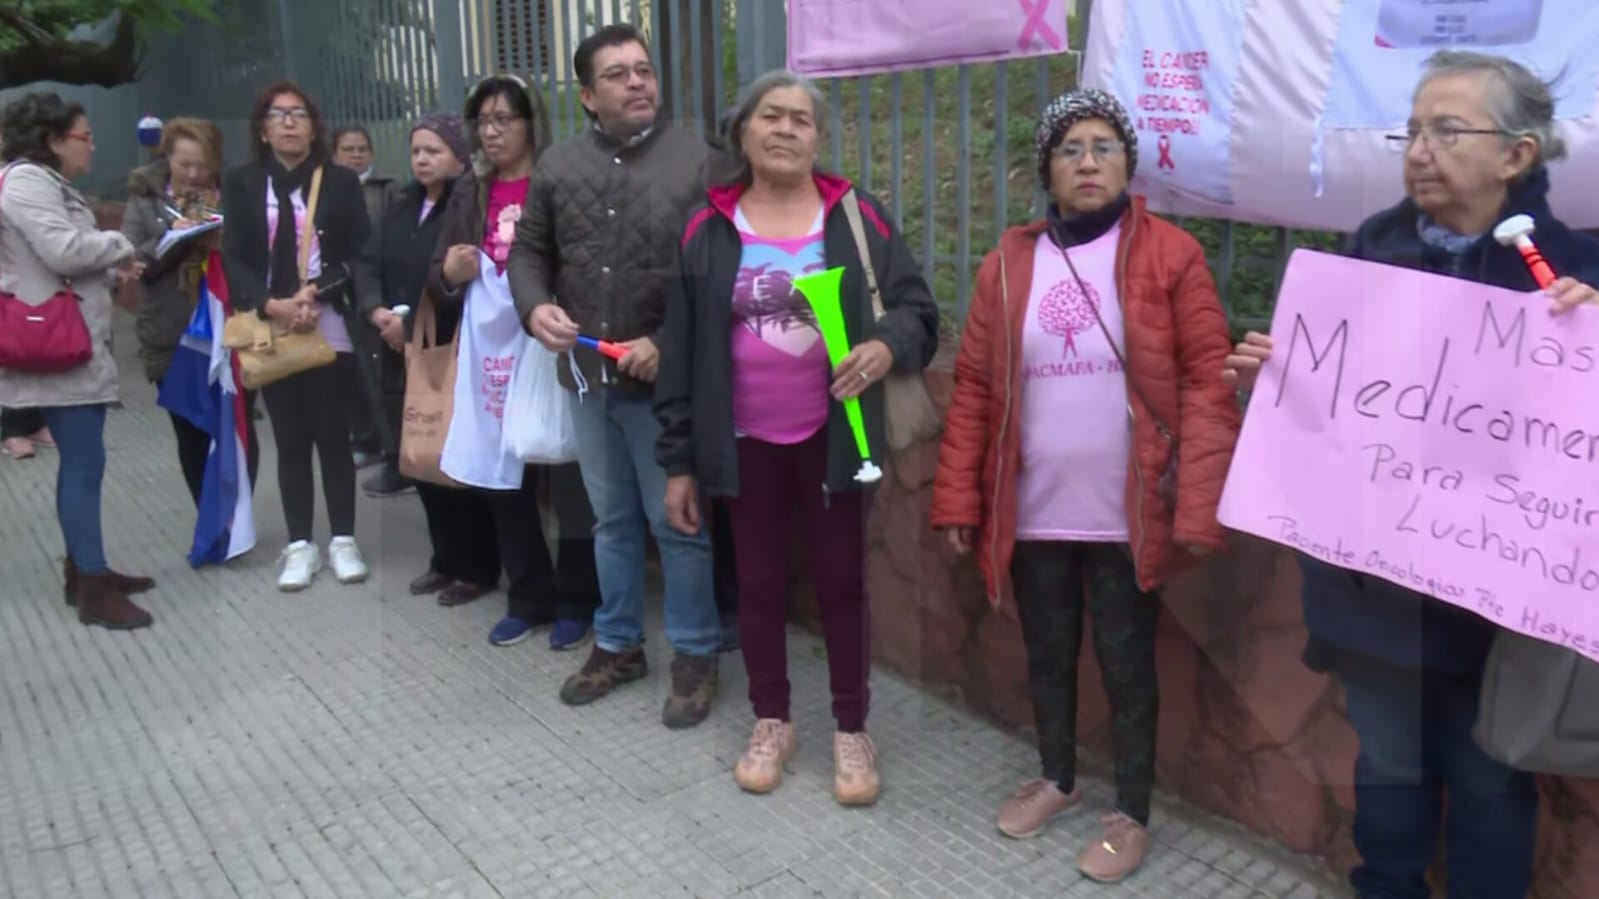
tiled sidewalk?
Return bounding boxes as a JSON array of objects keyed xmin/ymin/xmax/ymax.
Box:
[{"xmin": 0, "ymin": 325, "xmax": 1347, "ymax": 898}]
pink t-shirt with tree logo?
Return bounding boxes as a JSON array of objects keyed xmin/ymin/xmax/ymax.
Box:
[{"xmin": 1016, "ymin": 224, "xmax": 1131, "ymax": 541}]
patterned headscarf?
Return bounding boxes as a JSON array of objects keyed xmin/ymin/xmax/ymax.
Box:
[
  {"xmin": 1034, "ymin": 87, "xmax": 1139, "ymax": 190},
  {"xmin": 412, "ymin": 112, "xmax": 469, "ymax": 164}
]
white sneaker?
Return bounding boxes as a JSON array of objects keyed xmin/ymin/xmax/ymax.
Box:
[
  {"xmin": 277, "ymin": 540, "xmax": 321, "ymax": 592},
  {"xmin": 328, "ymin": 536, "xmax": 369, "ymax": 585}
]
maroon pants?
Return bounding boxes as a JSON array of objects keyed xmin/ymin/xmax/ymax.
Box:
[{"xmin": 725, "ymin": 432, "xmax": 870, "ymax": 732}]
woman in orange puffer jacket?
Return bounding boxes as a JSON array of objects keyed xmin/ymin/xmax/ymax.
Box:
[{"xmin": 930, "ymin": 87, "xmax": 1240, "ymax": 884}]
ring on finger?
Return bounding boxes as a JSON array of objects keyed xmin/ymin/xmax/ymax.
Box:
[{"xmin": 858, "ymin": 370, "xmax": 870, "ymax": 382}]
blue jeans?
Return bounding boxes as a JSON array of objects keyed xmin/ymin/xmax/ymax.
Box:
[
  {"xmin": 1338, "ymin": 656, "xmax": 1537, "ymax": 899},
  {"xmin": 39, "ymin": 405, "xmax": 109, "ymax": 574},
  {"xmin": 570, "ymin": 389, "xmax": 717, "ymax": 656}
]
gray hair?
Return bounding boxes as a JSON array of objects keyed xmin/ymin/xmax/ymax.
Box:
[
  {"xmin": 723, "ymin": 69, "xmax": 829, "ymax": 185},
  {"xmin": 1417, "ymin": 50, "xmax": 1568, "ymax": 166}
]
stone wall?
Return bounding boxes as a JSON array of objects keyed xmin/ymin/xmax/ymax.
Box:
[{"xmin": 798, "ymin": 364, "xmax": 1599, "ymax": 898}]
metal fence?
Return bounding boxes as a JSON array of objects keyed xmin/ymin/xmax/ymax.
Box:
[{"xmin": 1, "ymin": 0, "xmax": 1298, "ymax": 330}]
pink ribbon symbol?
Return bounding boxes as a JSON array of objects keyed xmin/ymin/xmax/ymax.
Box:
[
  {"xmin": 1157, "ymin": 134, "xmax": 1176, "ymax": 170},
  {"xmin": 1017, "ymin": 0, "xmax": 1064, "ymax": 51}
]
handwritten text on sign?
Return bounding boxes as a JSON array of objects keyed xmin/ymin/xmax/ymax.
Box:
[{"xmin": 1218, "ymin": 250, "xmax": 1599, "ymax": 662}]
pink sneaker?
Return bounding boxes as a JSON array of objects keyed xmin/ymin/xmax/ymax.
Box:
[
  {"xmin": 734, "ymin": 719, "xmax": 796, "ymax": 794},
  {"xmin": 996, "ymin": 778, "xmax": 1081, "ymax": 839},
  {"xmin": 1077, "ymin": 811, "xmax": 1151, "ymax": 883},
  {"xmin": 2, "ymin": 436, "xmax": 34, "ymax": 459},
  {"xmin": 832, "ymin": 732, "xmax": 881, "ymax": 806}
]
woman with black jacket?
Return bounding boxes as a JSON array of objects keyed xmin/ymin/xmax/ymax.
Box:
[
  {"xmin": 353, "ymin": 113, "xmax": 502, "ymax": 603},
  {"xmin": 655, "ymin": 71, "xmax": 939, "ymax": 806},
  {"xmin": 221, "ymin": 81, "xmax": 372, "ymax": 592}
]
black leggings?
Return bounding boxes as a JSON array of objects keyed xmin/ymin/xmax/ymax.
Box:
[
  {"xmin": 262, "ymin": 354, "xmax": 358, "ymax": 543},
  {"xmin": 1, "ymin": 406, "xmax": 45, "ymax": 440},
  {"xmin": 1011, "ymin": 541, "xmax": 1160, "ymax": 825}
]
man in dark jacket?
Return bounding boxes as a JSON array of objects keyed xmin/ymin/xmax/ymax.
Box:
[{"xmin": 508, "ymin": 23, "xmax": 722, "ymax": 729}]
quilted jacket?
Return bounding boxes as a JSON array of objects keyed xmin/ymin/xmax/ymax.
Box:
[
  {"xmin": 507, "ymin": 120, "xmax": 709, "ymax": 396},
  {"xmin": 930, "ymin": 195, "xmax": 1241, "ymax": 600}
]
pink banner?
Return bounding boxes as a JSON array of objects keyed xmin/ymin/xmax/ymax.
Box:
[
  {"xmin": 1219, "ymin": 250, "xmax": 1599, "ymax": 662},
  {"xmin": 787, "ymin": 0, "xmax": 1070, "ymax": 78}
]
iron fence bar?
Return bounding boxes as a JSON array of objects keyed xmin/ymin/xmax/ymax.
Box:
[
  {"xmin": 889, "ymin": 72, "xmax": 904, "ymax": 226},
  {"xmin": 1034, "ymin": 56, "xmax": 1051, "ymax": 216},
  {"xmin": 994, "ymin": 61, "xmax": 1008, "ymax": 242},
  {"xmin": 857, "ymin": 77, "xmax": 872, "ymax": 192},
  {"xmin": 921, "ymin": 69, "xmax": 936, "ymax": 296},
  {"xmin": 690, "ymin": 0, "xmax": 706, "ymax": 130},
  {"xmin": 433, "ymin": 0, "xmax": 465, "ymax": 111},
  {"xmin": 828, "ymin": 79, "xmax": 844, "ymax": 172},
  {"xmin": 716, "ymin": 0, "xmax": 729, "ymax": 115},
  {"xmin": 955, "ymin": 65, "xmax": 973, "ymax": 318}
]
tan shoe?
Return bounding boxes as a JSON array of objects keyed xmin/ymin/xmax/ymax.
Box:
[
  {"xmin": 2, "ymin": 436, "xmax": 34, "ymax": 459},
  {"xmin": 996, "ymin": 779, "xmax": 1081, "ymax": 839},
  {"xmin": 832, "ymin": 732, "xmax": 881, "ymax": 807},
  {"xmin": 1077, "ymin": 811, "xmax": 1151, "ymax": 883},
  {"xmin": 734, "ymin": 719, "xmax": 796, "ymax": 794}
]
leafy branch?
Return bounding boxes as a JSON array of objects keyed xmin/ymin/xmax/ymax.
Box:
[{"xmin": 0, "ymin": 0, "xmax": 217, "ymax": 89}]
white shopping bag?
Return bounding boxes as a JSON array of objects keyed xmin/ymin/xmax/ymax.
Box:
[
  {"xmin": 439, "ymin": 251, "xmax": 528, "ymax": 490},
  {"xmin": 502, "ymin": 339, "xmax": 579, "ymax": 464}
]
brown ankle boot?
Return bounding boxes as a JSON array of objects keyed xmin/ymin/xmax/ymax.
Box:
[
  {"xmin": 63, "ymin": 557, "xmax": 155, "ymax": 607},
  {"xmin": 76, "ymin": 573, "xmax": 154, "ymax": 630}
]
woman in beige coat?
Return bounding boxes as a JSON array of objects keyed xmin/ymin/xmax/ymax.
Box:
[{"xmin": 0, "ymin": 92, "xmax": 156, "ymax": 629}]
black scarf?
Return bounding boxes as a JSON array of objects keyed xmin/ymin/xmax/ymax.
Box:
[
  {"xmin": 265, "ymin": 155, "xmax": 318, "ymax": 298},
  {"xmin": 1046, "ymin": 191, "xmax": 1131, "ymax": 249}
]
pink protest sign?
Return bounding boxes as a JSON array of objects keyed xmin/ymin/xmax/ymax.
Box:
[
  {"xmin": 787, "ymin": 0, "xmax": 1069, "ymax": 78},
  {"xmin": 1219, "ymin": 250, "xmax": 1599, "ymax": 662}
]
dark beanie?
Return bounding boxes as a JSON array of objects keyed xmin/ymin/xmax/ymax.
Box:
[
  {"xmin": 412, "ymin": 112, "xmax": 469, "ymax": 164},
  {"xmin": 1034, "ymin": 88, "xmax": 1139, "ymax": 190}
]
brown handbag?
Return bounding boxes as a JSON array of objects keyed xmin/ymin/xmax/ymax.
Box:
[
  {"xmin": 840, "ymin": 189, "xmax": 942, "ymax": 453},
  {"xmin": 222, "ymin": 166, "xmax": 334, "ymax": 389},
  {"xmin": 397, "ymin": 293, "xmax": 463, "ymax": 488}
]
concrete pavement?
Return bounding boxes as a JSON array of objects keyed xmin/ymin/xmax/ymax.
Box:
[{"xmin": 0, "ymin": 321, "xmax": 1348, "ymax": 898}]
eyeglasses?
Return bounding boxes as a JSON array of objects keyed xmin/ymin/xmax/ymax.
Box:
[
  {"xmin": 472, "ymin": 114, "xmax": 524, "ymax": 134},
  {"xmin": 597, "ymin": 63, "xmax": 656, "ymax": 85},
  {"xmin": 1054, "ymin": 138, "xmax": 1126, "ymax": 164},
  {"xmin": 1386, "ymin": 122, "xmax": 1510, "ymax": 153},
  {"xmin": 266, "ymin": 108, "xmax": 310, "ymax": 124}
]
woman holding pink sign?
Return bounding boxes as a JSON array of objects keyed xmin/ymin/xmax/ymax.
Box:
[{"xmin": 1225, "ymin": 51, "xmax": 1599, "ymax": 899}]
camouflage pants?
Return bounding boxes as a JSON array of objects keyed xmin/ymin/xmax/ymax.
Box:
[{"xmin": 1010, "ymin": 541, "xmax": 1159, "ymax": 825}]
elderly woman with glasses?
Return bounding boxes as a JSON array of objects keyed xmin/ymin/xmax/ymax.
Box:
[
  {"xmin": 931, "ymin": 87, "xmax": 1240, "ymax": 883},
  {"xmin": 1225, "ymin": 51, "xmax": 1599, "ymax": 899}
]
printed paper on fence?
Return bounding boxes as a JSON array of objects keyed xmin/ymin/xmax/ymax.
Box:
[{"xmin": 1082, "ymin": 0, "xmax": 1599, "ymax": 231}]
